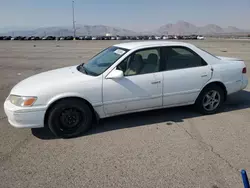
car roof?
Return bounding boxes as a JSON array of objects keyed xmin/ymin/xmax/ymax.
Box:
[{"xmin": 114, "ymin": 41, "xmax": 192, "ymax": 50}]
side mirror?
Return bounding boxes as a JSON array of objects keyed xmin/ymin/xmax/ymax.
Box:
[{"xmin": 106, "ymin": 69, "xmax": 124, "ymax": 79}]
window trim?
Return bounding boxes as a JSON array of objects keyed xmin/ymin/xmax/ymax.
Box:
[
  {"xmin": 116, "ymin": 46, "xmax": 162, "ymax": 77},
  {"xmin": 162, "ymin": 46, "xmax": 208, "ymax": 71}
]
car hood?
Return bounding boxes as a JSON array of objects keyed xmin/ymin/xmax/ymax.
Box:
[
  {"xmin": 217, "ymin": 56, "xmax": 243, "ymax": 61},
  {"xmin": 10, "ymin": 65, "xmax": 94, "ymax": 96}
]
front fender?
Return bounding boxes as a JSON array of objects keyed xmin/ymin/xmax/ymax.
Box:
[
  {"xmin": 46, "ymin": 92, "xmax": 92, "ymax": 107},
  {"xmin": 45, "ymin": 92, "xmax": 105, "ymax": 119}
]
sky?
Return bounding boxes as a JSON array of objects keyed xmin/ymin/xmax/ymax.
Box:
[{"xmin": 0, "ymin": 0, "xmax": 249, "ymax": 32}]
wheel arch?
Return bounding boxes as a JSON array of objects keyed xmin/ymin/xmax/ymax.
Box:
[
  {"xmin": 44, "ymin": 94, "xmax": 100, "ymax": 127},
  {"xmin": 198, "ymin": 81, "xmax": 228, "ymax": 102}
]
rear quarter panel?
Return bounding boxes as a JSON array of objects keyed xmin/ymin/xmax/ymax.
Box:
[{"xmin": 212, "ymin": 61, "xmax": 245, "ymax": 94}]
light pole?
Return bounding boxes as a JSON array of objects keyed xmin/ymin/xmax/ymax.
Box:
[{"xmin": 72, "ymin": 0, "xmax": 76, "ymax": 38}]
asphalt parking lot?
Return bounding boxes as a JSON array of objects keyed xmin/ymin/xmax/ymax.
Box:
[{"xmin": 0, "ymin": 39, "xmax": 250, "ymax": 188}]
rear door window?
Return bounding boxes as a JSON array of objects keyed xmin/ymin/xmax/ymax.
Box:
[{"xmin": 163, "ymin": 46, "xmax": 207, "ymax": 71}]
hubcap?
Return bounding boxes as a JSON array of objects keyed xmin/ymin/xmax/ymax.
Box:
[
  {"xmin": 202, "ymin": 90, "xmax": 220, "ymax": 111},
  {"xmin": 59, "ymin": 108, "xmax": 83, "ymax": 130}
]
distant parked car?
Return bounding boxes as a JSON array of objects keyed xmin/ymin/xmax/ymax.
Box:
[
  {"xmin": 3, "ymin": 36, "xmax": 11, "ymax": 40},
  {"xmin": 30, "ymin": 36, "xmax": 40, "ymax": 40},
  {"xmin": 65, "ymin": 36, "xmax": 74, "ymax": 40},
  {"xmin": 105, "ymin": 36, "xmax": 112, "ymax": 40},
  {"xmin": 141, "ymin": 36, "xmax": 149, "ymax": 40},
  {"xmin": 42, "ymin": 36, "xmax": 55, "ymax": 40},
  {"xmin": 98, "ymin": 36, "xmax": 104, "ymax": 40},
  {"xmin": 27, "ymin": 36, "xmax": 33, "ymax": 40},
  {"xmin": 167, "ymin": 35, "xmax": 175, "ymax": 40},
  {"xmin": 162, "ymin": 36, "xmax": 169, "ymax": 40},
  {"xmin": 182, "ymin": 36, "xmax": 189, "ymax": 40},
  {"xmin": 84, "ymin": 36, "xmax": 92, "ymax": 40},
  {"xmin": 13, "ymin": 36, "xmax": 23, "ymax": 40},
  {"xmin": 190, "ymin": 35, "xmax": 198, "ymax": 40},
  {"xmin": 69, "ymin": 36, "xmax": 73, "ymax": 40},
  {"xmin": 104, "ymin": 36, "xmax": 110, "ymax": 40},
  {"xmin": 197, "ymin": 36, "xmax": 205, "ymax": 40},
  {"xmin": 0, "ymin": 36, "xmax": 4, "ymax": 40},
  {"xmin": 130, "ymin": 36, "xmax": 137, "ymax": 40},
  {"xmin": 119, "ymin": 36, "xmax": 127, "ymax": 40},
  {"xmin": 94, "ymin": 36, "xmax": 101, "ymax": 40},
  {"xmin": 31, "ymin": 36, "xmax": 41, "ymax": 40},
  {"xmin": 136, "ymin": 36, "xmax": 143, "ymax": 40},
  {"xmin": 177, "ymin": 36, "xmax": 184, "ymax": 40}
]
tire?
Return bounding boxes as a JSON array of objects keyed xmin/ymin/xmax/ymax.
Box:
[
  {"xmin": 195, "ymin": 84, "xmax": 225, "ymax": 115},
  {"xmin": 47, "ymin": 99, "xmax": 93, "ymax": 138}
]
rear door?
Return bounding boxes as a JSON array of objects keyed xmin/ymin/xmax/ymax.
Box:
[{"xmin": 162, "ymin": 46, "xmax": 212, "ymax": 106}]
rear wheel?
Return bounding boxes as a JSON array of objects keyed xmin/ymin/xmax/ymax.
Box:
[
  {"xmin": 195, "ymin": 85, "xmax": 225, "ymax": 115},
  {"xmin": 47, "ymin": 99, "xmax": 93, "ymax": 138}
]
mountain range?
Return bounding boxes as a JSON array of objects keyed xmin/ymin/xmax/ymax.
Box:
[
  {"xmin": 156, "ymin": 21, "xmax": 245, "ymax": 35},
  {"xmin": 1, "ymin": 21, "xmax": 248, "ymax": 36}
]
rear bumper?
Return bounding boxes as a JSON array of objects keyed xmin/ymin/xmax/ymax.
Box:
[{"xmin": 4, "ymin": 100, "xmax": 46, "ymax": 128}]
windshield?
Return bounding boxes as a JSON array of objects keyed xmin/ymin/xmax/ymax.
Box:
[{"xmin": 78, "ymin": 46, "xmax": 128, "ymax": 76}]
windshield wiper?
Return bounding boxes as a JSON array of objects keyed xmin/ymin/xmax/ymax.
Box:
[{"xmin": 78, "ymin": 64, "xmax": 89, "ymax": 75}]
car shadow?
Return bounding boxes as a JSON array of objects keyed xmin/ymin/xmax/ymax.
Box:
[{"xmin": 32, "ymin": 90, "xmax": 250, "ymax": 140}]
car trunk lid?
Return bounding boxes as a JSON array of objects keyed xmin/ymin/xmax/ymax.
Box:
[{"xmin": 217, "ymin": 56, "xmax": 243, "ymax": 61}]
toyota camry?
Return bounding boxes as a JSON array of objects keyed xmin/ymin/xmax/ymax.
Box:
[{"xmin": 4, "ymin": 41, "xmax": 248, "ymax": 138}]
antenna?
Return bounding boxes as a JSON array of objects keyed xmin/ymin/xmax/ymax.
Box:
[{"xmin": 72, "ymin": 0, "xmax": 76, "ymax": 38}]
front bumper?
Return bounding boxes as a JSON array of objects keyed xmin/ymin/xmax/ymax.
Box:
[{"xmin": 4, "ymin": 100, "xmax": 46, "ymax": 128}]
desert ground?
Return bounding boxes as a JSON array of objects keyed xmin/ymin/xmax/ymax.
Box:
[{"xmin": 0, "ymin": 39, "xmax": 250, "ymax": 188}]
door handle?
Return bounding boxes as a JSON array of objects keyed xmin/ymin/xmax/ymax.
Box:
[
  {"xmin": 151, "ymin": 81, "xmax": 161, "ymax": 84},
  {"xmin": 201, "ymin": 74, "xmax": 208, "ymax": 77}
]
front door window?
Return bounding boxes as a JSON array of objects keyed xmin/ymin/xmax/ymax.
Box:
[{"xmin": 117, "ymin": 48, "xmax": 160, "ymax": 76}]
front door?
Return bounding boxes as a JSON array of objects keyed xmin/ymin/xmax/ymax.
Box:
[{"xmin": 103, "ymin": 47, "xmax": 163, "ymax": 115}]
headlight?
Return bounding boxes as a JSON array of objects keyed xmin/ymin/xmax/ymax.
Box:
[{"xmin": 8, "ymin": 95, "xmax": 37, "ymax": 107}]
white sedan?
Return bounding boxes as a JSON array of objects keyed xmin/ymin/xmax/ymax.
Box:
[{"xmin": 4, "ymin": 41, "xmax": 248, "ymax": 138}]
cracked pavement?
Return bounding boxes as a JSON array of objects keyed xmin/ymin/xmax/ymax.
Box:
[{"xmin": 1, "ymin": 40, "xmax": 250, "ymax": 188}]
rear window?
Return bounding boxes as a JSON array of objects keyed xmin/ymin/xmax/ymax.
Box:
[{"xmin": 198, "ymin": 47, "xmax": 220, "ymax": 59}]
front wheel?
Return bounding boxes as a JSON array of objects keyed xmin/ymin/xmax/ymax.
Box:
[
  {"xmin": 195, "ymin": 85, "xmax": 225, "ymax": 115},
  {"xmin": 47, "ymin": 99, "xmax": 93, "ymax": 138}
]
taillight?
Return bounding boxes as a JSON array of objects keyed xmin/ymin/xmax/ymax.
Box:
[{"xmin": 242, "ymin": 67, "xmax": 247, "ymax": 74}]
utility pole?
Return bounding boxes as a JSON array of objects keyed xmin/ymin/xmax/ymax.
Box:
[{"xmin": 72, "ymin": 0, "xmax": 76, "ymax": 39}]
